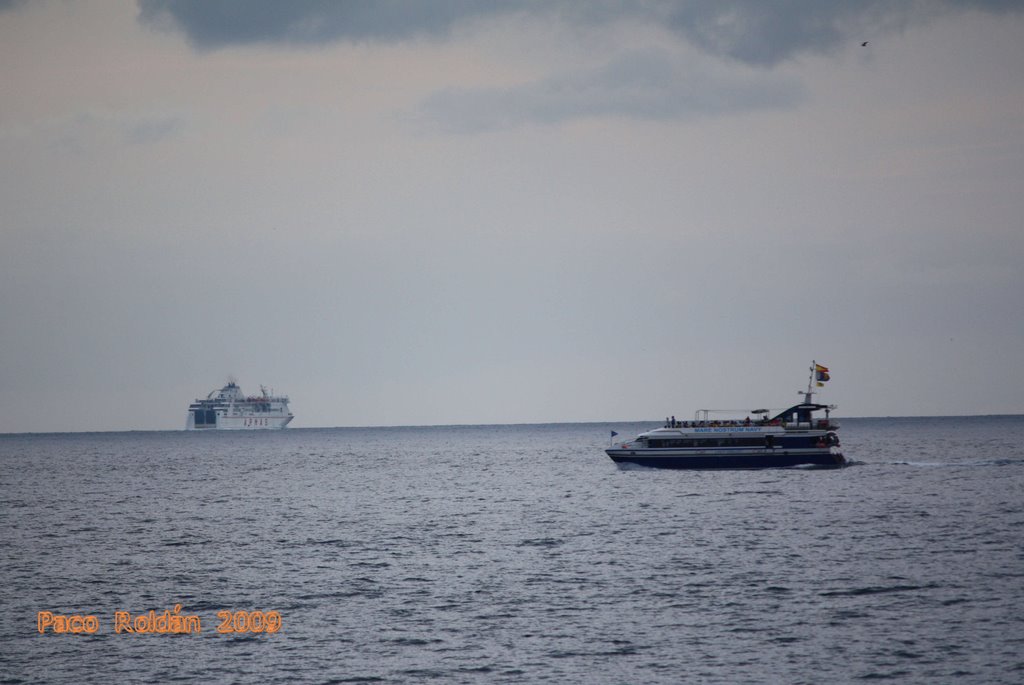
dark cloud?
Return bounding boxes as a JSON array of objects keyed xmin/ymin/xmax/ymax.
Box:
[
  {"xmin": 137, "ymin": 0, "xmax": 520, "ymax": 50},
  {"xmin": 138, "ymin": 1, "xmax": 1022, "ymax": 64},
  {"xmin": 656, "ymin": 1, "xmax": 893, "ymax": 66},
  {"xmin": 418, "ymin": 49, "xmax": 804, "ymax": 133},
  {"xmin": 135, "ymin": 1, "xmax": 1021, "ymax": 131},
  {"xmin": 651, "ymin": 0, "xmax": 1020, "ymax": 65}
]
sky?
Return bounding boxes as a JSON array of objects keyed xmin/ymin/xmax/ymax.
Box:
[{"xmin": 1, "ymin": 1, "xmax": 1023, "ymax": 432}]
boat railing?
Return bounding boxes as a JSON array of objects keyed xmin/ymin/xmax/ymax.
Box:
[
  {"xmin": 666, "ymin": 418, "xmax": 777, "ymax": 429},
  {"xmin": 664, "ymin": 417, "xmax": 837, "ymax": 430}
]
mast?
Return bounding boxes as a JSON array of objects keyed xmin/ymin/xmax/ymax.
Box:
[{"xmin": 804, "ymin": 360, "xmax": 817, "ymax": 404}]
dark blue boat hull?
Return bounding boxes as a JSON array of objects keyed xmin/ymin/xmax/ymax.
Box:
[{"xmin": 607, "ymin": 449, "xmax": 845, "ymax": 469}]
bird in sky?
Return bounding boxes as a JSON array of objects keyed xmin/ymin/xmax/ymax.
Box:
[{"xmin": 861, "ymin": 41, "xmax": 869, "ymax": 46}]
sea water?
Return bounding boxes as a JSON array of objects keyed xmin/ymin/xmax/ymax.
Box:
[{"xmin": 2, "ymin": 416, "xmax": 1022, "ymax": 683}]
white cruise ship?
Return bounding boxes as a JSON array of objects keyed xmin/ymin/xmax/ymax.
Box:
[{"xmin": 186, "ymin": 380, "xmax": 293, "ymax": 430}]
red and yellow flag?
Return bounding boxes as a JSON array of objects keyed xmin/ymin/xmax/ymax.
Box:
[{"xmin": 815, "ymin": 363, "xmax": 830, "ymax": 386}]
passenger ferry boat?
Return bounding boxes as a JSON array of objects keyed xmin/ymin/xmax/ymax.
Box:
[
  {"xmin": 186, "ymin": 380, "xmax": 293, "ymax": 430},
  {"xmin": 607, "ymin": 363, "xmax": 844, "ymax": 469}
]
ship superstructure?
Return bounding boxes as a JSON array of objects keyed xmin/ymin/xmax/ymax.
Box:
[{"xmin": 186, "ymin": 380, "xmax": 293, "ymax": 430}]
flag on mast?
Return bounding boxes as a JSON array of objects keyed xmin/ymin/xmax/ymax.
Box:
[{"xmin": 815, "ymin": 363, "xmax": 830, "ymax": 387}]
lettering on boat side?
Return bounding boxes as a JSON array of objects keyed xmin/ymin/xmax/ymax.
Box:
[{"xmin": 37, "ymin": 606, "xmax": 283, "ymax": 635}]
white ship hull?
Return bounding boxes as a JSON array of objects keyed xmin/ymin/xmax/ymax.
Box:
[
  {"xmin": 186, "ymin": 380, "xmax": 293, "ymax": 431},
  {"xmin": 187, "ymin": 414, "xmax": 293, "ymax": 430}
]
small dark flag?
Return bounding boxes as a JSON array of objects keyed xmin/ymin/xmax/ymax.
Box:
[{"xmin": 611, "ymin": 431, "xmax": 618, "ymax": 438}]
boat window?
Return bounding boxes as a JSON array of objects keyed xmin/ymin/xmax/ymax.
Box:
[{"xmin": 646, "ymin": 437, "xmax": 767, "ymax": 449}]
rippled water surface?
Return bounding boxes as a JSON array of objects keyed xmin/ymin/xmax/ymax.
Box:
[{"xmin": 3, "ymin": 416, "xmax": 1023, "ymax": 683}]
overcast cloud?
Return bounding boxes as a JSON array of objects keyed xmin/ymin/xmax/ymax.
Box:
[
  {"xmin": 0, "ymin": 1, "xmax": 1022, "ymax": 431},
  {"xmin": 417, "ymin": 49, "xmax": 805, "ymax": 133}
]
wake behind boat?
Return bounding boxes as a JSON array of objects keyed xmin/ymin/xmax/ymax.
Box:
[
  {"xmin": 607, "ymin": 363, "xmax": 845, "ymax": 469},
  {"xmin": 186, "ymin": 379, "xmax": 293, "ymax": 430}
]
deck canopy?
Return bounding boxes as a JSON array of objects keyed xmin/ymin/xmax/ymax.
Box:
[{"xmin": 770, "ymin": 403, "xmax": 832, "ymax": 424}]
